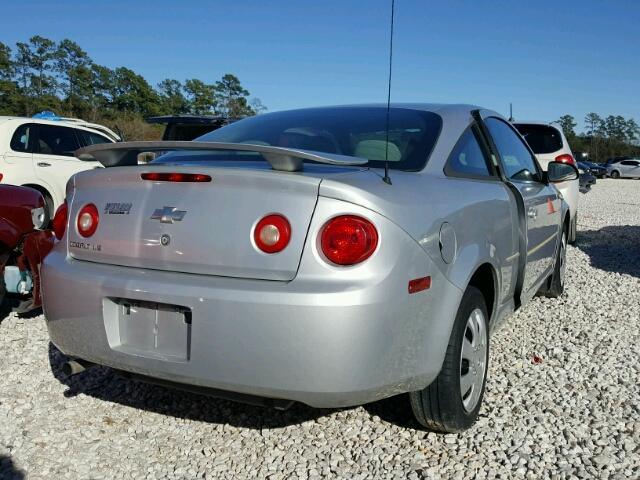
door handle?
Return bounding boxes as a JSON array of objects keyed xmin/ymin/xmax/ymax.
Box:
[
  {"xmin": 37, "ymin": 162, "xmax": 51, "ymax": 167},
  {"xmin": 527, "ymin": 208, "xmax": 538, "ymax": 219}
]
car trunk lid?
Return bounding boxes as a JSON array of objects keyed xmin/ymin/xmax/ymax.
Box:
[{"xmin": 67, "ymin": 164, "xmax": 321, "ymax": 281}]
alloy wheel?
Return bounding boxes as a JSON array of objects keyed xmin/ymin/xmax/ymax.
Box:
[{"xmin": 459, "ymin": 308, "xmax": 487, "ymax": 412}]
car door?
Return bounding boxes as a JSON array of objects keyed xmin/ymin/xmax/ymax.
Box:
[
  {"xmin": 620, "ymin": 160, "xmax": 640, "ymax": 178},
  {"xmin": 4, "ymin": 122, "xmax": 36, "ymax": 184},
  {"xmin": 482, "ymin": 117, "xmax": 561, "ymax": 299},
  {"xmin": 32, "ymin": 123, "xmax": 90, "ymax": 208}
]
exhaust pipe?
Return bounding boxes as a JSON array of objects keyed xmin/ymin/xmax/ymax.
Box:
[{"xmin": 62, "ymin": 359, "xmax": 95, "ymax": 377}]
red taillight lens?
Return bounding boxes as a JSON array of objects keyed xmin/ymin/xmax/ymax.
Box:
[
  {"xmin": 52, "ymin": 201, "xmax": 68, "ymax": 240},
  {"xmin": 76, "ymin": 203, "xmax": 99, "ymax": 238},
  {"xmin": 254, "ymin": 214, "xmax": 291, "ymax": 253},
  {"xmin": 320, "ymin": 215, "xmax": 378, "ymax": 266},
  {"xmin": 141, "ymin": 172, "xmax": 212, "ymax": 182},
  {"xmin": 555, "ymin": 154, "xmax": 576, "ymax": 166}
]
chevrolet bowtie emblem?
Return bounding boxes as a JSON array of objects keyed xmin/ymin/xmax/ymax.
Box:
[{"xmin": 150, "ymin": 206, "xmax": 187, "ymax": 224}]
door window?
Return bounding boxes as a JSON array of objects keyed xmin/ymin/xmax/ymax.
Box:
[
  {"xmin": 35, "ymin": 125, "xmax": 80, "ymax": 157},
  {"xmin": 77, "ymin": 129, "xmax": 112, "ymax": 146},
  {"xmin": 621, "ymin": 160, "xmax": 639, "ymax": 166},
  {"xmin": 10, "ymin": 123, "xmax": 34, "ymax": 152},
  {"xmin": 444, "ymin": 127, "xmax": 493, "ymax": 178},
  {"xmin": 485, "ymin": 118, "xmax": 542, "ymax": 182}
]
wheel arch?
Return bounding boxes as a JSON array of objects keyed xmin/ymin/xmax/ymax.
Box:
[
  {"xmin": 21, "ymin": 183, "xmax": 58, "ymax": 216},
  {"xmin": 466, "ymin": 262, "xmax": 498, "ymax": 325},
  {"xmin": 22, "ymin": 182, "xmax": 51, "ymax": 198}
]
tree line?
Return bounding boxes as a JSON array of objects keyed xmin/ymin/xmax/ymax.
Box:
[
  {"xmin": 554, "ymin": 113, "xmax": 639, "ymax": 162},
  {"xmin": 0, "ymin": 36, "xmax": 266, "ymax": 138}
]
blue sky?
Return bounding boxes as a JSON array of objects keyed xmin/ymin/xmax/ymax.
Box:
[{"xmin": 1, "ymin": 1, "xmax": 638, "ymax": 130}]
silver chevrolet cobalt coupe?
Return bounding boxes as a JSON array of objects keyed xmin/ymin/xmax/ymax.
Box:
[{"xmin": 42, "ymin": 104, "xmax": 577, "ymax": 432}]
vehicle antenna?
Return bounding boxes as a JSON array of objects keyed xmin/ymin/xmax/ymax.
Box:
[
  {"xmin": 508, "ymin": 103, "xmax": 514, "ymax": 122},
  {"xmin": 382, "ymin": 0, "xmax": 395, "ymax": 185}
]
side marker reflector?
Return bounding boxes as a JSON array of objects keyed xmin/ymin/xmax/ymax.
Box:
[{"xmin": 408, "ymin": 276, "xmax": 431, "ymax": 294}]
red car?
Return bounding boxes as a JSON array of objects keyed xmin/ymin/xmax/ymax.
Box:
[{"xmin": 0, "ymin": 185, "xmax": 55, "ymax": 313}]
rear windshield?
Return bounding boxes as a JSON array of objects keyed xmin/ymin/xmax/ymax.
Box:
[
  {"xmin": 513, "ymin": 124, "xmax": 563, "ymax": 154},
  {"xmin": 155, "ymin": 107, "xmax": 442, "ymax": 171}
]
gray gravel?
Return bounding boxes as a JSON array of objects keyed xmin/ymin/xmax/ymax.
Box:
[{"xmin": 1, "ymin": 179, "xmax": 639, "ymax": 479}]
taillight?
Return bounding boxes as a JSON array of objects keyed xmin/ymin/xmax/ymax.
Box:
[
  {"xmin": 76, "ymin": 203, "xmax": 99, "ymax": 238},
  {"xmin": 52, "ymin": 201, "xmax": 68, "ymax": 240},
  {"xmin": 555, "ymin": 154, "xmax": 576, "ymax": 166},
  {"xmin": 141, "ymin": 172, "xmax": 212, "ymax": 182},
  {"xmin": 320, "ymin": 215, "xmax": 378, "ymax": 266},
  {"xmin": 254, "ymin": 214, "xmax": 291, "ymax": 253}
]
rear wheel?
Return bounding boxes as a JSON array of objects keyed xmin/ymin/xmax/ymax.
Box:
[
  {"xmin": 22, "ymin": 185, "xmax": 54, "ymax": 221},
  {"xmin": 409, "ymin": 286, "xmax": 489, "ymax": 432},
  {"xmin": 42, "ymin": 193, "xmax": 54, "ymax": 224},
  {"xmin": 568, "ymin": 213, "xmax": 577, "ymax": 245},
  {"xmin": 610, "ymin": 170, "xmax": 620, "ymax": 179},
  {"xmin": 545, "ymin": 225, "xmax": 568, "ymax": 298}
]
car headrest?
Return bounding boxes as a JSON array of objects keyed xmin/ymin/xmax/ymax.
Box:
[{"xmin": 354, "ymin": 139, "xmax": 402, "ymax": 161}]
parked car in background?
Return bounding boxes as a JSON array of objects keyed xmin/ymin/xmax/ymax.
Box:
[
  {"xmin": 43, "ymin": 104, "xmax": 576, "ymax": 433},
  {"xmin": 513, "ymin": 122, "xmax": 580, "ymax": 243},
  {"xmin": 146, "ymin": 115, "xmax": 233, "ymax": 141},
  {"xmin": 605, "ymin": 156, "xmax": 632, "ymax": 166},
  {"xmin": 578, "ymin": 161, "xmax": 607, "ymax": 178},
  {"xmin": 0, "ymin": 112, "xmax": 118, "ymax": 218},
  {"xmin": 607, "ymin": 158, "xmax": 640, "ymax": 178},
  {"xmin": 0, "ymin": 185, "xmax": 54, "ymax": 314}
]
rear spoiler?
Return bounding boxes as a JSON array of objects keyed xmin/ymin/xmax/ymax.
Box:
[{"xmin": 74, "ymin": 141, "xmax": 368, "ymax": 172}]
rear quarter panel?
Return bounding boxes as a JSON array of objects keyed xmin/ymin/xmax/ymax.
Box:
[{"xmin": 320, "ymin": 172, "xmax": 519, "ymax": 317}]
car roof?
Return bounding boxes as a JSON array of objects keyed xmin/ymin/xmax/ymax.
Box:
[
  {"xmin": 147, "ymin": 115, "xmax": 230, "ymax": 125},
  {"xmin": 0, "ymin": 115, "xmax": 119, "ymax": 141},
  {"xmin": 511, "ymin": 120, "xmax": 557, "ymax": 127},
  {"xmin": 263, "ymin": 103, "xmax": 499, "ymax": 130},
  {"xmin": 278, "ymin": 103, "xmax": 484, "ymax": 115}
]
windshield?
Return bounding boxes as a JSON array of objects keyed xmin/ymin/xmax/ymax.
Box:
[
  {"xmin": 153, "ymin": 107, "xmax": 442, "ymax": 171},
  {"xmin": 513, "ymin": 124, "xmax": 563, "ymax": 154}
]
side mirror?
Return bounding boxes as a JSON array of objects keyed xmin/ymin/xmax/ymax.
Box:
[{"xmin": 547, "ymin": 161, "xmax": 578, "ymax": 183}]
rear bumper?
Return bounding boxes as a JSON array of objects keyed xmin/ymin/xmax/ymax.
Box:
[{"xmin": 42, "ymin": 245, "xmax": 462, "ymax": 408}]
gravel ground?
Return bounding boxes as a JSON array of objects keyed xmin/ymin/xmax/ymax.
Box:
[{"xmin": 1, "ymin": 179, "xmax": 639, "ymax": 479}]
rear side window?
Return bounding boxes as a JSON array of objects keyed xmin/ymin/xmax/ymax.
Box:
[
  {"xmin": 10, "ymin": 123, "xmax": 34, "ymax": 152},
  {"xmin": 77, "ymin": 129, "xmax": 112, "ymax": 146},
  {"xmin": 444, "ymin": 127, "xmax": 493, "ymax": 178},
  {"xmin": 621, "ymin": 160, "xmax": 640, "ymax": 166},
  {"xmin": 513, "ymin": 124, "xmax": 563, "ymax": 154},
  {"xmin": 36, "ymin": 125, "xmax": 80, "ymax": 157}
]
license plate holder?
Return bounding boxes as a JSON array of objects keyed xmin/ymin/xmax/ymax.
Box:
[{"xmin": 112, "ymin": 299, "xmax": 192, "ymax": 362}]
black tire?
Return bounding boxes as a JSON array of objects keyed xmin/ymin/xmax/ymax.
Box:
[
  {"xmin": 42, "ymin": 193, "xmax": 54, "ymax": 222},
  {"xmin": 409, "ymin": 286, "xmax": 489, "ymax": 432},
  {"xmin": 568, "ymin": 213, "xmax": 577, "ymax": 245},
  {"xmin": 610, "ymin": 170, "xmax": 620, "ymax": 179},
  {"xmin": 545, "ymin": 225, "xmax": 568, "ymax": 298}
]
